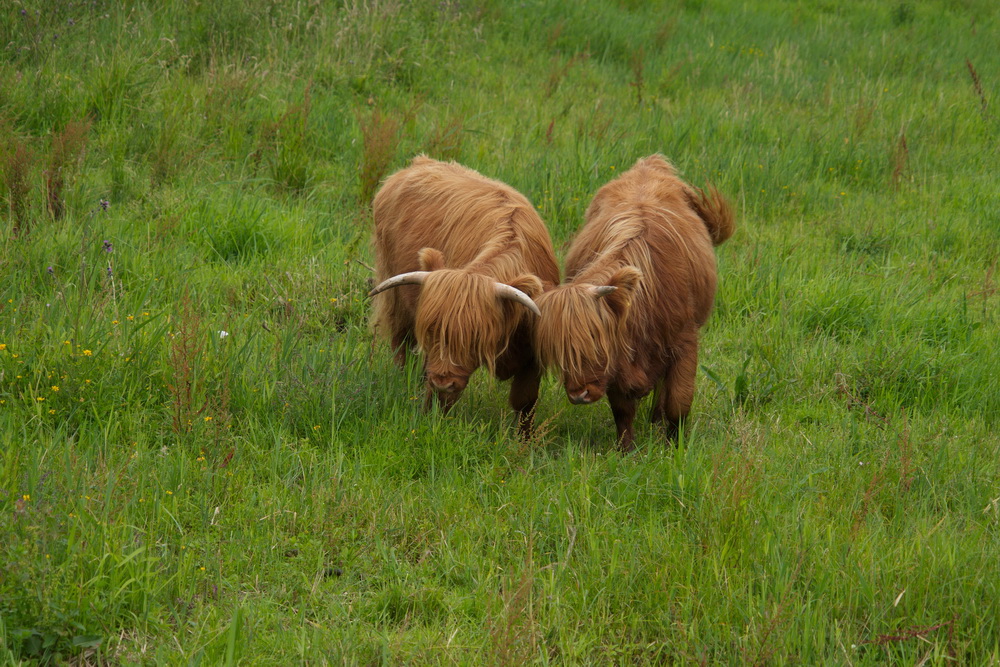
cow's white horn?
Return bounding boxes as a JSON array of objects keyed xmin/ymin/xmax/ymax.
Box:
[
  {"xmin": 495, "ymin": 283, "xmax": 541, "ymax": 317},
  {"xmin": 368, "ymin": 271, "xmax": 430, "ymax": 297}
]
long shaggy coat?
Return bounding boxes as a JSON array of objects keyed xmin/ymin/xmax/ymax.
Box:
[
  {"xmin": 534, "ymin": 154, "xmax": 734, "ymax": 450},
  {"xmin": 371, "ymin": 155, "xmax": 560, "ymax": 434}
]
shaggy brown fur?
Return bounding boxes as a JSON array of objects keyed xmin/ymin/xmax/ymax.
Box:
[
  {"xmin": 534, "ymin": 154, "xmax": 734, "ymax": 450},
  {"xmin": 371, "ymin": 155, "xmax": 560, "ymax": 435}
]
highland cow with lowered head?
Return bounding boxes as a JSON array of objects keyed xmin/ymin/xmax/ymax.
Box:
[
  {"xmin": 369, "ymin": 156, "xmax": 559, "ymax": 436},
  {"xmin": 534, "ymin": 155, "xmax": 734, "ymax": 450}
]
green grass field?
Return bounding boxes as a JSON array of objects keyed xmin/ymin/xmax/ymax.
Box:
[{"xmin": 2, "ymin": 0, "xmax": 999, "ymax": 663}]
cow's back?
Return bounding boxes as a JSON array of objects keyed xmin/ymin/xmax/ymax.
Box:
[
  {"xmin": 372, "ymin": 156, "xmax": 558, "ymax": 337},
  {"xmin": 568, "ymin": 158, "xmax": 718, "ymax": 350}
]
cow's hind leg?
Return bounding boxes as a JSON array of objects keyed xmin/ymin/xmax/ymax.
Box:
[
  {"xmin": 652, "ymin": 337, "xmax": 698, "ymax": 443},
  {"xmin": 389, "ymin": 326, "xmax": 413, "ymax": 366},
  {"xmin": 380, "ymin": 290, "xmax": 414, "ymax": 367}
]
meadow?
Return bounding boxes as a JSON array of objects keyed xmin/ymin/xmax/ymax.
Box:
[{"xmin": 1, "ymin": 0, "xmax": 999, "ymax": 663}]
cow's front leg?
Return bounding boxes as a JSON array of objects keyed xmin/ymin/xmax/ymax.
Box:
[
  {"xmin": 607, "ymin": 387, "xmax": 638, "ymax": 452},
  {"xmin": 508, "ymin": 362, "xmax": 542, "ymax": 439}
]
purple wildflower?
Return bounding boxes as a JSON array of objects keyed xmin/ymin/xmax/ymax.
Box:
[
  {"xmin": 47, "ymin": 266, "xmax": 54, "ymax": 275},
  {"xmin": 99, "ymin": 199, "xmax": 110, "ymax": 211},
  {"xmin": 103, "ymin": 240, "xmax": 113, "ymax": 253},
  {"xmin": 107, "ymin": 266, "xmax": 113, "ymax": 277}
]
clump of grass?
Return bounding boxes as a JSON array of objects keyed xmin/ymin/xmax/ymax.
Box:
[
  {"xmin": 836, "ymin": 224, "xmax": 894, "ymax": 258},
  {"xmin": 852, "ymin": 96, "xmax": 876, "ymax": 136},
  {"xmin": 837, "ymin": 372, "xmax": 889, "ymax": 428},
  {"xmin": 703, "ymin": 349, "xmax": 781, "ymax": 411},
  {"xmin": 254, "ymin": 86, "xmax": 315, "ymax": 194},
  {"xmin": 968, "ymin": 260, "xmax": 997, "ymax": 321},
  {"xmin": 545, "ymin": 53, "xmax": 588, "ymax": 98},
  {"xmin": 425, "ymin": 114, "xmax": 464, "ymax": 161},
  {"xmin": 743, "ymin": 552, "xmax": 804, "ymax": 666},
  {"xmin": 965, "ymin": 58, "xmax": 991, "ymax": 121},
  {"xmin": 488, "ymin": 547, "xmax": 541, "ymax": 665},
  {"xmin": 890, "ymin": 128, "xmax": 908, "ymax": 190},
  {"xmin": 546, "ymin": 19, "xmax": 564, "ymax": 48},
  {"xmin": 891, "ymin": 2, "xmax": 915, "ymax": 27},
  {"xmin": 629, "ymin": 47, "xmax": 645, "ymax": 106},
  {"xmin": 45, "ymin": 119, "xmax": 91, "ymax": 220},
  {"xmin": 852, "ymin": 457, "xmax": 887, "ymax": 536},
  {"xmin": 357, "ymin": 107, "xmax": 400, "ymax": 205},
  {"xmin": 860, "ymin": 617, "xmax": 956, "ymax": 656},
  {"xmin": 167, "ymin": 292, "xmax": 207, "ymax": 438},
  {"xmin": 3, "ymin": 131, "xmax": 35, "ymax": 237},
  {"xmin": 895, "ymin": 412, "xmax": 914, "ymax": 493},
  {"xmin": 150, "ymin": 109, "xmax": 183, "ymax": 187}
]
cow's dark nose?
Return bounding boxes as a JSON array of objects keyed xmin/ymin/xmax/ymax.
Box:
[{"xmin": 567, "ymin": 388, "xmax": 592, "ymax": 405}]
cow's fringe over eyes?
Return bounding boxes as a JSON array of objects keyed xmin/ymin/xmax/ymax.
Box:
[
  {"xmin": 535, "ymin": 220, "xmax": 653, "ymax": 380},
  {"xmin": 414, "ymin": 271, "xmax": 510, "ymax": 373},
  {"xmin": 534, "ymin": 285, "xmax": 622, "ymax": 379}
]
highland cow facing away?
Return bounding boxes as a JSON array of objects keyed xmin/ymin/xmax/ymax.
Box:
[
  {"xmin": 534, "ymin": 155, "xmax": 734, "ymax": 450},
  {"xmin": 369, "ymin": 156, "xmax": 560, "ymax": 436}
]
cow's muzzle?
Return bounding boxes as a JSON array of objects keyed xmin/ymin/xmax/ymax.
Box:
[{"xmin": 429, "ymin": 373, "xmax": 468, "ymax": 394}]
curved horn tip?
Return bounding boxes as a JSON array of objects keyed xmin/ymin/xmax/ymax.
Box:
[
  {"xmin": 368, "ymin": 271, "xmax": 430, "ymax": 297},
  {"xmin": 495, "ymin": 283, "xmax": 541, "ymax": 316},
  {"xmin": 591, "ymin": 285, "xmax": 618, "ymax": 297}
]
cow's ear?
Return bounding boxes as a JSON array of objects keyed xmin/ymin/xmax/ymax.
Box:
[
  {"xmin": 599, "ymin": 266, "xmax": 641, "ymax": 319},
  {"xmin": 418, "ymin": 247, "xmax": 446, "ymax": 271},
  {"xmin": 506, "ymin": 273, "xmax": 543, "ymax": 299}
]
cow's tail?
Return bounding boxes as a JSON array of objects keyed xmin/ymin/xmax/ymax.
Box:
[{"xmin": 685, "ymin": 184, "xmax": 735, "ymax": 247}]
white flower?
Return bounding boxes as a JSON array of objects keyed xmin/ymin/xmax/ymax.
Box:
[{"xmin": 218, "ymin": 331, "xmax": 229, "ymax": 339}]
